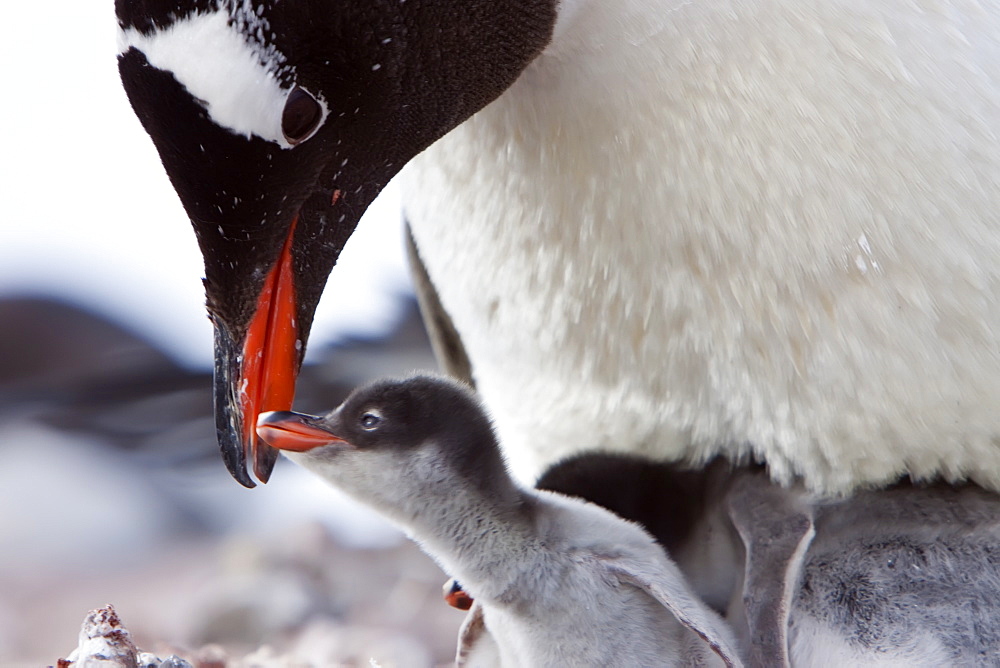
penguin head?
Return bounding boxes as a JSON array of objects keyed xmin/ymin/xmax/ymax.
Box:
[
  {"xmin": 114, "ymin": 0, "xmax": 557, "ymax": 485},
  {"xmin": 257, "ymin": 375, "xmax": 510, "ymax": 518}
]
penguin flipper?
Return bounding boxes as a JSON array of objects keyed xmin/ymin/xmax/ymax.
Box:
[
  {"xmin": 725, "ymin": 472, "xmax": 815, "ymax": 668},
  {"xmin": 405, "ymin": 220, "xmax": 474, "ymax": 386},
  {"xmin": 455, "ymin": 601, "xmax": 499, "ymax": 667},
  {"xmin": 603, "ymin": 556, "xmax": 744, "ymax": 668}
]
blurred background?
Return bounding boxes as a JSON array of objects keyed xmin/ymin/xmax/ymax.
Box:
[{"xmin": 0, "ymin": 3, "xmax": 461, "ymax": 666}]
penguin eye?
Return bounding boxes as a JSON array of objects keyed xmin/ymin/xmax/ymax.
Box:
[
  {"xmin": 360, "ymin": 412, "xmax": 381, "ymax": 430},
  {"xmin": 282, "ymin": 87, "xmax": 323, "ymax": 145}
]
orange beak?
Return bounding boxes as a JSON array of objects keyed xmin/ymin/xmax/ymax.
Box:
[
  {"xmin": 239, "ymin": 219, "xmax": 301, "ymax": 482},
  {"xmin": 256, "ymin": 411, "xmax": 350, "ymax": 452}
]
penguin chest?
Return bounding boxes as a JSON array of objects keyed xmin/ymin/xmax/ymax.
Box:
[{"xmin": 403, "ymin": 0, "xmax": 1000, "ymax": 493}]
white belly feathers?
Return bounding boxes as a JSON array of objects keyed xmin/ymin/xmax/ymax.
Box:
[{"xmin": 402, "ymin": 0, "xmax": 1000, "ymax": 494}]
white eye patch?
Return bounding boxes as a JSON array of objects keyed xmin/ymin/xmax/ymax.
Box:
[{"xmin": 118, "ymin": 8, "xmax": 326, "ymax": 149}]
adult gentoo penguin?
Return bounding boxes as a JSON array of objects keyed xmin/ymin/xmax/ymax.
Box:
[
  {"xmin": 255, "ymin": 375, "xmax": 743, "ymax": 667},
  {"xmin": 116, "ymin": 1, "xmax": 1000, "ymax": 491}
]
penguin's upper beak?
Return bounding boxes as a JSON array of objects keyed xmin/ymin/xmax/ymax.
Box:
[{"xmin": 256, "ymin": 410, "xmax": 350, "ymax": 452}]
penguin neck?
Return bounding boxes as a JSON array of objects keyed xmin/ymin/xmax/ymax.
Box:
[{"xmin": 410, "ymin": 480, "xmax": 545, "ymax": 604}]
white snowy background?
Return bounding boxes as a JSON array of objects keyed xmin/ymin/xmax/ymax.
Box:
[{"xmin": 0, "ymin": 4, "xmax": 460, "ymax": 665}]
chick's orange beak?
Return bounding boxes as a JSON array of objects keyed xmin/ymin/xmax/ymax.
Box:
[{"xmin": 256, "ymin": 411, "xmax": 349, "ymax": 452}]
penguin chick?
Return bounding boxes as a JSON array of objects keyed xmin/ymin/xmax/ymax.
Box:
[
  {"xmin": 257, "ymin": 375, "xmax": 742, "ymax": 667},
  {"xmin": 538, "ymin": 454, "xmax": 1000, "ymax": 666}
]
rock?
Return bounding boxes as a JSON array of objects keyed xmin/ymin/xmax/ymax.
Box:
[
  {"xmin": 60, "ymin": 606, "xmax": 200, "ymax": 668},
  {"xmin": 62, "ymin": 605, "xmax": 138, "ymax": 668}
]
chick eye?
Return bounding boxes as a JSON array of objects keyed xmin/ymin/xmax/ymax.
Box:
[
  {"xmin": 360, "ymin": 413, "xmax": 381, "ymax": 430},
  {"xmin": 282, "ymin": 86, "xmax": 323, "ymax": 145}
]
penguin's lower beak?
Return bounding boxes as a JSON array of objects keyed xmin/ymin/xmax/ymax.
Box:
[{"xmin": 256, "ymin": 411, "xmax": 350, "ymax": 452}]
